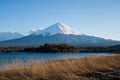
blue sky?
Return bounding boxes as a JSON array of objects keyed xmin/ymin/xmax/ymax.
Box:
[{"xmin": 0, "ymin": 0, "xmax": 120, "ymax": 40}]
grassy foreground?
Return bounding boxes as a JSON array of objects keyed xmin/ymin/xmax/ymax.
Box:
[{"xmin": 0, "ymin": 55, "xmax": 120, "ymax": 80}]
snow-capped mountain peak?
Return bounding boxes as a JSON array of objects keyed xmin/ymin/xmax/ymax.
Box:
[
  {"xmin": 1, "ymin": 23, "xmax": 120, "ymax": 47},
  {"xmin": 34, "ymin": 23, "xmax": 80, "ymax": 35}
]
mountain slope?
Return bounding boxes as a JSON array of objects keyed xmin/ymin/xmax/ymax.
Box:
[
  {"xmin": 0, "ymin": 34, "xmax": 119, "ymax": 47},
  {"xmin": 0, "ymin": 23, "xmax": 120, "ymax": 47},
  {"xmin": 0, "ymin": 32, "xmax": 23, "ymax": 41}
]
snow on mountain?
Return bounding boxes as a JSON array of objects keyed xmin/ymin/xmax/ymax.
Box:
[
  {"xmin": 0, "ymin": 32, "xmax": 23, "ymax": 41},
  {"xmin": 0, "ymin": 23, "xmax": 120, "ymax": 47},
  {"xmin": 34, "ymin": 23, "xmax": 80, "ymax": 36}
]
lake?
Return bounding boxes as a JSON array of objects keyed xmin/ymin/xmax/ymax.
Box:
[
  {"xmin": 0, "ymin": 52, "xmax": 112, "ymax": 63},
  {"xmin": 0, "ymin": 52, "xmax": 113, "ymax": 69}
]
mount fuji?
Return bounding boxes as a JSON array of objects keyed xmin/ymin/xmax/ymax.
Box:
[
  {"xmin": 33, "ymin": 23, "xmax": 80, "ymax": 36},
  {"xmin": 0, "ymin": 23, "xmax": 120, "ymax": 47}
]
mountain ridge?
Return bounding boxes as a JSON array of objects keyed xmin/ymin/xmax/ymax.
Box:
[
  {"xmin": 0, "ymin": 23, "xmax": 120, "ymax": 47},
  {"xmin": 0, "ymin": 33, "xmax": 120, "ymax": 47},
  {"xmin": 0, "ymin": 32, "xmax": 23, "ymax": 41}
]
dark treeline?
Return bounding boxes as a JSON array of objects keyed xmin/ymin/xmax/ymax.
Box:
[
  {"xmin": 0, "ymin": 43, "xmax": 120, "ymax": 53},
  {"xmin": 78, "ymin": 46, "xmax": 120, "ymax": 53},
  {"xmin": 0, "ymin": 47, "xmax": 24, "ymax": 52},
  {"xmin": 23, "ymin": 43, "xmax": 79, "ymax": 53},
  {"xmin": 0, "ymin": 44, "xmax": 79, "ymax": 53}
]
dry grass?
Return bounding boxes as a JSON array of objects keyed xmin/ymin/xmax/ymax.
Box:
[{"xmin": 0, "ymin": 54, "xmax": 120, "ymax": 80}]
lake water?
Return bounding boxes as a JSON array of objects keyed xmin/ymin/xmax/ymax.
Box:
[
  {"xmin": 0, "ymin": 52, "xmax": 113, "ymax": 69},
  {"xmin": 0, "ymin": 52, "xmax": 111, "ymax": 63}
]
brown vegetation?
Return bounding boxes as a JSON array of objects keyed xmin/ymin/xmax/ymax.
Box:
[{"xmin": 0, "ymin": 55, "xmax": 120, "ymax": 80}]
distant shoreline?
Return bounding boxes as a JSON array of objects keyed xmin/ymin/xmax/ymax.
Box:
[
  {"xmin": 0, "ymin": 43, "xmax": 120, "ymax": 53},
  {"xmin": 0, "ymin": 43, "xmax": 79, "ymax": 53}
]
